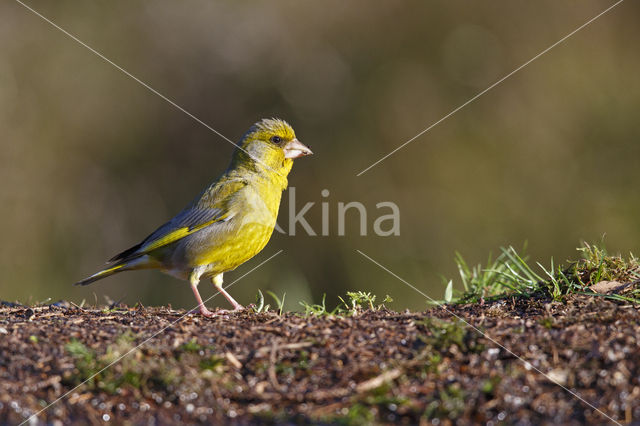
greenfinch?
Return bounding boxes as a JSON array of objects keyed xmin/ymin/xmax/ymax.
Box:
[{"xmin": 76, "ymin": 118, "xmax": 312, "ymax": 316}]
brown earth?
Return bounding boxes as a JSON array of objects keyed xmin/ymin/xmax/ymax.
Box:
[{"xmin": 0, "ymin": 295, "xmax": 638, "ymax": 425}]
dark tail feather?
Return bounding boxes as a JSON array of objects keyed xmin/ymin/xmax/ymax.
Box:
[
  {"xmin": 108, "ymin": 241, "xmax": 144, "ymax": 263},
  {"xmin": 75, "ymin": 263, "xmax": 127, "ymax": 286}
]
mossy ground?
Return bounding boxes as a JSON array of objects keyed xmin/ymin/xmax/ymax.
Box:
[
  {"xmin": 1, "ymin": 245, "xmax": 638, "ymax": 424},
  {"xmin": 0, "ymin": 293, "xmax": 638, "ymax": 425}
]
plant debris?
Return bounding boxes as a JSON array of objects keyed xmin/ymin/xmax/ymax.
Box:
[{"xmin": 1, "ymin": 293, "xmax": 639, "ymax": 425}]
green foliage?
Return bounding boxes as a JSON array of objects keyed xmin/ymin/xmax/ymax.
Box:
[
  {"xmin": 339, "ymin": 403, "xmax": 375, "ymax": 425},
  {"xmin": 66, "ymin": 333, "xmax": 178, "ymax": 393},
  {"xmin": 251, "ymin": 290, "xmax": 288, "ymax": 315},
  {"xmin": 297, "ymin": 350, "xmax": 311, "ymax": 371},
  {"xmin": 299, "ymin": 294, "xmax": 338, "ymax": 316},
  {"xmin": 338, "ymin": 291, "xmax": 392, "ymax": 314},
  {"xmin": 65, "ymin": 339, "xmax": 98, "ymax": 386},
  {"xmin": 423, "ymin": 384, "xmax": 467, "ymax": 419},
  {"xmin": 64, "ymin": 333, "xmax": 225, "ymax": 394},
  {"xmin": 180, "ymin": 338, "xmax": 203, "ymax": 353},
  {"xmin": 323, "ymin": 384, "xmax": 409, "ymax": 425},
  {"xmin": 420, "ymin": 318, "xmax": 466, "ymax": 350},
  {"xmin": 422, "ymin": 353, "xmax": 443, "ymax": 374},
  {"xmin": 443, "ymin": 281, "xmax": 453, "ymax": 303},
  {"xmin": 575, "ymin": 242, "xmax": 639, "ymax": 284},
  {"xmin": 266, "ymin": 291, "xmax": 286, "ymax": 315},
  {"xmin": 538, "ymin": 317, "xmax": 554, "ymax": 329},
  {"xmin": 445, "ymin": 242, "xmax": 640, "ymax": 304},
  {"xmin": 199, "ymin": 355, "xmax": 225, "ymax": 372},
  {"xmin": 480, "ymin": 376, "xmax": 501, "ymax": 395},
  {"xmin": 419, "ymin": 318, "xmax": 484, "ymax": 353},
  {"xmin": 299, "ymin": 292, "xmax": 393, "ymax": 316},
  {"xmin": 339, "ymin": 291, "xmax": 376, "ymax": 311},
  {"xmin": 252, "ymin": 289, "xmax": 270, "ymax": 313}
]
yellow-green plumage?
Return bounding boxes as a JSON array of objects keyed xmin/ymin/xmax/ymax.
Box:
[{"xmin": 76, "ymin": 118, "xmax": 312, "ymax": 316}]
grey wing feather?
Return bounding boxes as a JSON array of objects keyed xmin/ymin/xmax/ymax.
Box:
[
  {"xmin": 108, "ymin": 178, "xmax": 248, "ymax": 263},
  {"xmin": 108, "ymin": 206, "xmax": 227, "ymax": 263}
]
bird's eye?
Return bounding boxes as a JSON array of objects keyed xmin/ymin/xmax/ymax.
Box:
[{"xmin": 270, "ymin": 136, "xmax": 282, "ymax": 144}]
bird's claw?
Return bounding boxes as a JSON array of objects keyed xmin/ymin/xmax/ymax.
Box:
[
  {"xmin": 215, "ymin": 306, "xmax": 245, "ymax": 315},
  {"xmin": 189, "ymin": 305, "xmax": 244, "ymax": 318},
  {"xmin": 199, "ymin": 307, "xmax": 216, "ymax": 317}
]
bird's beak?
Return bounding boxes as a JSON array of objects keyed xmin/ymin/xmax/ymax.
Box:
[{"xmin": 284, "ymin": 138, "xmax": 313, "ymax": 159}]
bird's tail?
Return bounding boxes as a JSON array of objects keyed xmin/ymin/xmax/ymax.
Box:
[
  {"xmin": 75, "ymin": 263, "xmax": 128, "ymax": 286},
  {"xmin": 76, "ymin": 255, "xmax": 153, "ymax": 286}
]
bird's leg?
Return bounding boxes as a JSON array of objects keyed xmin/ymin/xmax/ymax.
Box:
[
  {"xmin": 189, "ymin": 271, "xmax": 215, "ymax": 317},
  {"xmin": 212, "ymin": 274, "xmax": 243, "ymax": 311}
]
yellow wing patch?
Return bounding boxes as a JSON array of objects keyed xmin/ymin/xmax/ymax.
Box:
[{"xmin": 141, "ymin": 214, "xmax": 230, "ymax": 253}]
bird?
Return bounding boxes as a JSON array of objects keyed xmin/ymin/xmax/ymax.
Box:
[{"xmin": 76, "ymin": 118, "xmax": 312, "ymax": 316}]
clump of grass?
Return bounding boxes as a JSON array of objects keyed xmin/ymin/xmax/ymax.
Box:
[
  {"xmin": 267, "ymin": 291, "xmax": 286, "ymax": 315},
  {"xmin": 299, "ymin": 294, "xmax": 342, "ymax": 316},
  {"xmin": 298, "ymin": 292, "xmax": 393, "ymax": 317},
  {"xmin": 449, "ymin": 244, "xmax": 542, "ymax": 303},
  {"xmin": 338, "ymin": 291, "xmax": 392, "ymax": 314},
  {"xmin": 252, "ymin": 290, "xmax": 270, "ymax": 313},
  {"xmin": 574, "ymin": 242, "xmax": 639, "ymax": 285},
  {"xmin": 252, "ymin": 290, "xmax": 287, "ymax": 314},
  {"xmin": 445, "ymin": 242, "xmax": 640, "ymax": 304}
]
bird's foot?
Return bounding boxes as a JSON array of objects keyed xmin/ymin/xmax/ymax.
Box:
[
  {"xmin": 230, "ymin": 303, "xmax": 244, "ymax": 311},
  {"xmin": 199, "ymin": 307, "xmax": 217, "ymax": 317},
  {"xmin": 216, "ymin": 306, "xmax": 244, "ymax": 314},
  {"xmin": 187, "ymin": 305, "xmax": 216, "ymax": 317},
  {"xmin": 189, "ymin": 306, "xmax": 243, "ymax": 317}
]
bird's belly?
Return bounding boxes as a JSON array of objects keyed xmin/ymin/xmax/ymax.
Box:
[
  {"xmin": 190, "ymin": 221, "xmax": 275, "ymax": 274},
  {"xmin": 155, "ymin": 185, "xmax": 282, "ymax": 278}
]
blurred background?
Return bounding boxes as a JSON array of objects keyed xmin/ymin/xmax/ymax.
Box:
[{"xmin": 1, "ymin": 1, "xmax": 638, "ymax": 311}]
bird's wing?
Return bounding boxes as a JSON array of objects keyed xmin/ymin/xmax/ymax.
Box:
[{"xmin": 109, "ymin": 179, "xmax": 247, "ymax": 263}]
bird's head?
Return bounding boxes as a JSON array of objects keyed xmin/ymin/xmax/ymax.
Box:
[{"xmin": 231, "ymin": 118, "xmax": 312, "ymax": 176}]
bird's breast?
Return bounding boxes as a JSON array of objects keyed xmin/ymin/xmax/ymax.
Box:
[{"xmin": 186, "ymin": 183, "xmax": 284, "ymax": 274}]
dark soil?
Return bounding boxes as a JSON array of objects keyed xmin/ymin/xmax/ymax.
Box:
[{"xmin": 1, "ymin": 295, "xmax": 638, "ymax": 425}]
